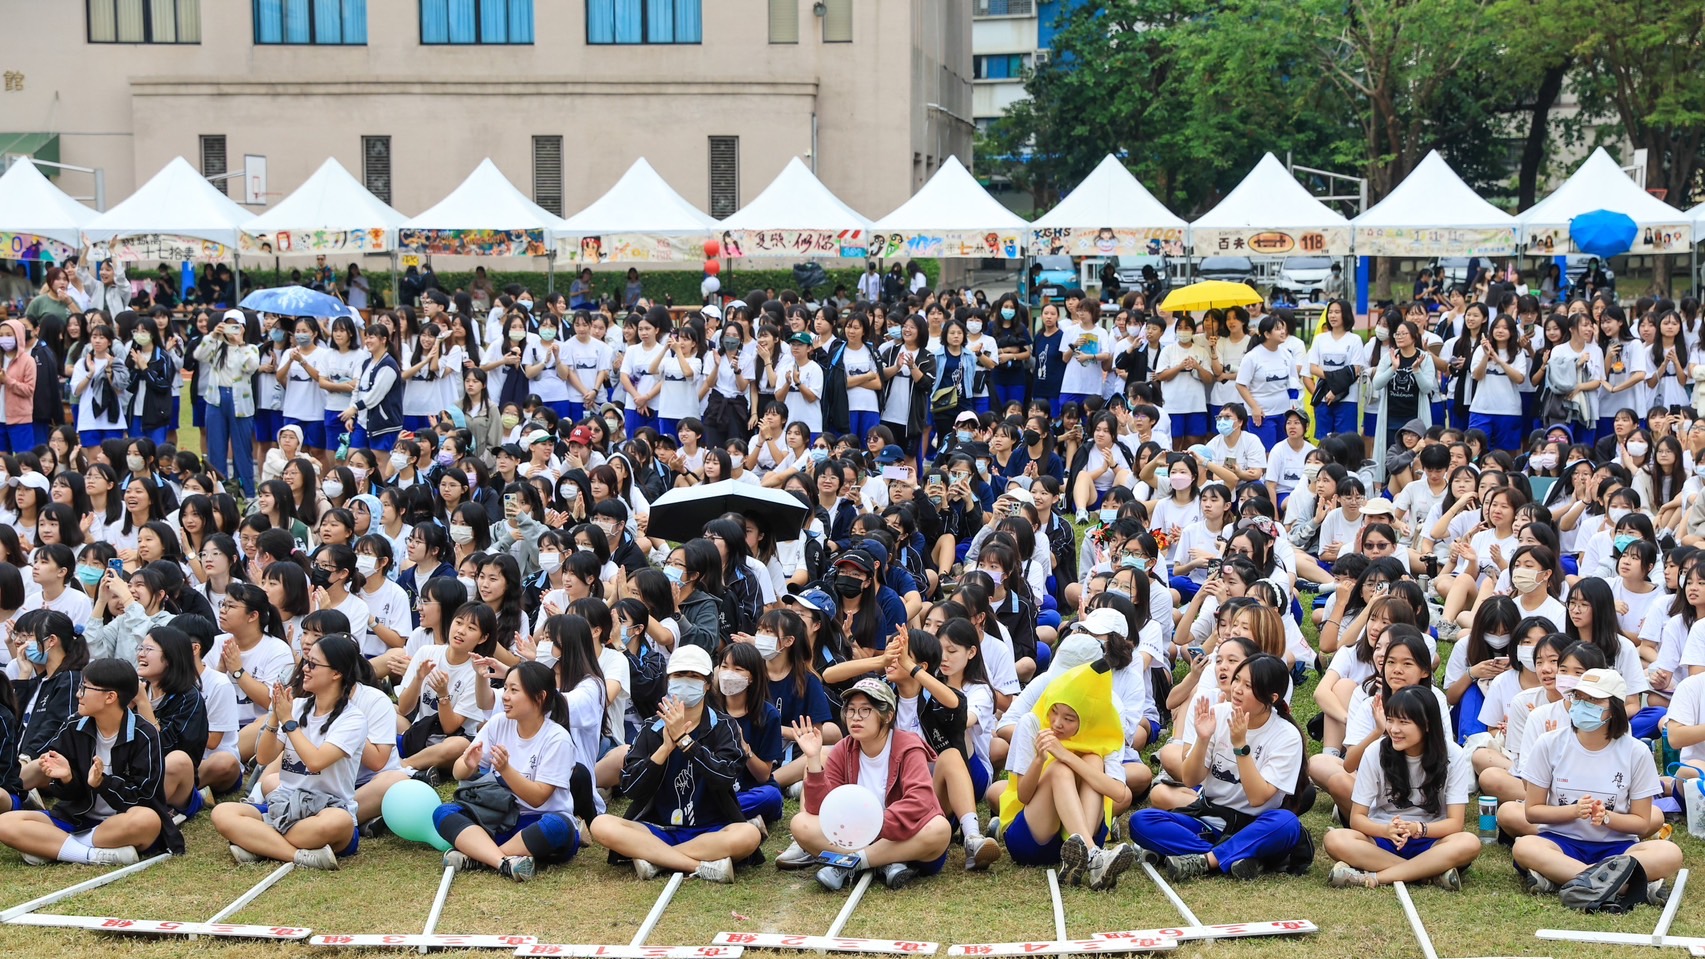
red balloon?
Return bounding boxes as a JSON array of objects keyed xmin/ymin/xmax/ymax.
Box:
[
  {"xmin": 703, "ymin": 259, "xmax": 722, "ymax": 276},
  {"xmin": 704, "ymin": 239, "xmax": 721, "ymax": 258}
]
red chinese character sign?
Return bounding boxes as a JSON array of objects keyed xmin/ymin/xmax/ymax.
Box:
[{"xmin": 1189, "ymin": 227, "xmax": 1350, "ymax": 257}]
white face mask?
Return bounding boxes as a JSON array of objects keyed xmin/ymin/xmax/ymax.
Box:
[
  {"xmin": 1483, "ymin": 632, "xmax": 1511, "ymax": 651},
  {"xmin": 1607, "ymin": 508, "xmax": 1630, "ymax": 524},
  {"xmin": 449, "ymin": 524, "xmax": 474, "ymax": 545},
  {"xmin": 717, "ymin": 669, "xmax": 750, "ymax": 696},
  {"xmin": 1627, "ymin": 441, "xmax": 1649, "ymax": 457},
  {"xmin": 126, "ymin": 454, "xmax": 146, "ymax": 474},
  {"xmin": 538, "ymin": 551, "xmax": 562, "ymax": 573},
  {"xmin": 390, "ymin": 451, "xmax": 410, "ymax": 469},
  {"xmin": 457, "ymin": 576, "xmax": 478, "ymax": 596},
  {"xmin": 1373, "ymin": 327, "xmax": 1390, "ymax": 342},
  {"xmin": 1516, "ymin": 646, "xmax": 1536, "ymax": 670},
  {"xmin": 355, "ymin": 554, "xmax": 378, "ymax": 576},
  {"xmin": 323, "ymin": 480, "xmax": 345, "ymax": 500},
  {"xmin": 753, "ymin": 632, "xmax": 782, "ymax": 661},
  {"xmin": 1302, "ymin": 462, "xmax": 1322, "ymax": 484}
]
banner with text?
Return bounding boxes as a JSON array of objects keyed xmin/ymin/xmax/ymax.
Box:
[
  {"xmin": 0, "ymin": 233, "xmax": 76, "ymax": 262},
  {"xmin": 723, "ymin": 229, "xmax": 869, "ymax": 260},
  {"xmin": 1191, "ymin": 227, "xmax": 1350, "ymax": 257},
  {"xmin": 1028, "ymin": 227, "xmax": 1187, "ymax": 258},
  {"xmin": 1353, "ymin": 226, "xmax": 1517, "ymax": 257},
  {"xmin": 94, "ymin": 234, "xmax": 231, "ymax": 262},
  {"xmin": 866, "ymin": 231, "xmax": 1023, "ymax": 260},
  {"xmin": 398, "ymin": 229, "xmax": 550, "ymax": 257},
  {"xmin": 240, "ymin": 228, "xmax": 394, "ymax": 255},
  {"xmin": 1523, "ymin": 223, "xmax": 1694, "ymax": 255},
  {"xmin": 558, "ymin": 234, "xmax": 701, "ymax": 264}
]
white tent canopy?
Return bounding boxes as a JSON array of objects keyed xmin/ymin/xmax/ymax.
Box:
[
  {"xmin": 1691, "ymin": 198, "xmax": 1705, "ymax": 231},
  {"xmin": 1352, "ymin": 151, "xmax": 1517, "ymax": 256},
  {"xmin": 241, "ymin": 157, "xmax": 408, "ymax": 254},
  {"xmin": 1029, "ymin": 154, "xmax": 1186, "ymax": 256},
  {"xmin": 719, "ymin": 157, "xmax": 871, "ymax": 258},
  {"xmin": 558, "ymin": 158, "xmax": 719, "ymax": 236},
  {"xmin": 0, "ymin": 159, "xmax": 96, "ymax": 252},
  {"xmin": 404, "ymin": 158, "xmax": 566, "ymax": 233},
  {"xmin": 84, "ymin": 156, "xmax": 250, "ymax": 248},
  {"xmin": 1516, "ymin": 147, "xmax": 1692, "ymax": 253},
  {"xmin": 871, "ymin": 155, "xmax": 1025, "ymax": 258},
  {"xmin": 1191, "ymin": 153, "xmax": 1350, "ymax": 255}
]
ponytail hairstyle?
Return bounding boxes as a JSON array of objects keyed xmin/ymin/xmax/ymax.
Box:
[
  {"xmin": 1232, "ymin": 653, "xmax": 1308, "ymax": 800},
  {"xmin": 1379, "ymin": 685, "xmax": 1451, "ymax": 817},
  {"xmin": 299, "ymin": 634, "xmax": 362, "ymax": 735},
  {"xmin": 757, "ymin": 608, "xmax": 814, "ymax": 701},
  {"xmin": 317, "ymin": 543, "xmax": 367, "ymax": 594},
  {"xmin": 938, "ymin": 618, "xmax": 990, "ymax": 688},
  {"xmin": 229, "ymin": 581, "xmax": 287, "ymax": 640},
  {"xmin": 511, "ymin": 660, "xmax": 570, "ymax": 731},
  {"xmin": 255, "ymin": 527, "xmax": 307, "ymax": 569},
  {"xmin": 569, "ymin": 597, "xmax": 613, "ymax": 650},
  {"xmin": 563, "ymin": 551, "xmax": 603, "ymax": 599},
  {"xmin": 143, "ymin": 626, "xmax": 201, "ymax": 697}
]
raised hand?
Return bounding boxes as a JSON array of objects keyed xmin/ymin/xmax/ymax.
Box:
[
  {"xmin": 791, "ymin": 716, "xmax": 823, "ymax": 761},
  {"xmin": 1192, "ymin": 696, "xmax": 1216, "ymax": 743}
]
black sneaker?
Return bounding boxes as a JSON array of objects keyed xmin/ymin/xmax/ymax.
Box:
[
  {"xmin": 879, "ymin": 862, "xmax": 915, "ymax": 890},
  {"xmin": 1164, "ymin": 854, "xmax": 1210, "ymax": 882},
  {"xmin": 1228, "ymin": 857, "xmax": 1262, "ymax": 881},
  {"xmin": 1059, "ymin": 834, "xmax": 1091, "ymax": 887}
]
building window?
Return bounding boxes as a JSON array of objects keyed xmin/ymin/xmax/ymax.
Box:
[
  {"xmin": 973, "ymin": 53, "xmax": 1029, "ymax": 80},
  {"xmin": 200, "ymin": 135, "xmax": 228, "ymax": 196},
  {"xmin": 421, "ymin": 0, "xmax": 534, "ymax": 44},
  {"xmin": 533, "ymin": 136, "xmax": 564, "ymax": 217},
  {"xmin": 768, "ymin": 0, "xmax": 797, "ymax": 43},
  {"xmin": 253, "ymin": 0, "xmax": 367, "ymax": 45},
  {"xmin": 821, "ymin": 0, "xmax": 851, "ymax": 42},
  {"xmin": 586, "ymin": 0, "xmax": 702, "ymax": 44},
  {"xmin": 708, "ymin": 136, "xmax": 739, "ymax": 219},
  {"xmin": 362, "ymin": 136, "xmax": 392, "ymax": 206},
  {"xmin": 974, "ymin": 0, "xmax": 1033, "ymax": 16},
  {"xmin": 88, "ymin": 0, "xmax": 201, "ymax": 43}
]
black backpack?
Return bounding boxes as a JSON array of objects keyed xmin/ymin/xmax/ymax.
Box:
[
  {"xmin": 1559, "ymin": 855, "xmax": 1649, "ymax": 914},
  {"xmin": 624, "ymin": 639, "xmax": 669, "ymax": 719}
]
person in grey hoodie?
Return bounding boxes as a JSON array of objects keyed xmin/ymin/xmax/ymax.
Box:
[{"xmin": 489, "ymin": 481, "xmax": 548, "ymax": 580}]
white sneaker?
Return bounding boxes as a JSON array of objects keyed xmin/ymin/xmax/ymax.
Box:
[
  {"xmin": 964, "ymin": 835, "xmax": 1001, "ymax": 871},
  {"xmin": 775, "ymin": 841, "xmax": 816, "ymax": 870},
  {"xmin": 749, "ymin": 814, "xmax": 770, "ymax": 841},
  {"xmin": 229, "ymin": 843, "xmax": 264, "ymax": 865},
  {"xmin": 693, "ymin": 857, "xmax": 734, "ymax": 884},
  {"xmin": 293, "ymin": 845, "xmax": 339, "ymax": 871},
  {"xmin": 87, "ymin": 846, "xmax": 140, "ymax": 867},
  {"xmin": 21, "ymin": 852, "xmax": 50, "ymax": 866},
  {"xmin": 442, "ymin": 851, "xmax": 477, "ymax": 873},
  {"xmin": 787, "ymin": 782, "xmax": 804, "ymax": 801},
  {"xmin": 633, "ymin": 858, "xmax": 660, "ymax": 881}
]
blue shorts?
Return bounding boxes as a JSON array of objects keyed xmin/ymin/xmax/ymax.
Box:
[
  {"xmin": 1004, "ymin": 811, "xmax": 1106, "ymax": 867},
  {"xmin": 1541, "ymin": 833, "xmax": 1633, "ymax": 866},
  {"xmin": 402, "ymin": 414, "xmax": 436, "ymax": 433},
  {"xmin": 192, "ymin": 395, "xmax": 208, "ymax": 428},
  {"xmin": 171, "ymin": 395, "xmax": 181, "ymax": 425},
  {"xmin": 1171, "ymin": 411, "xmax": 1208, "ymax": 438},
  {"xmin": 249, "ymin": 801, "xmax": 360, "ymax": 857},
  {"xmin": 968, "ymin": 754, "xmax": 991, "ymax": 801},
  {"xmin": 252, "ymin": 408, "xmax": 283, "ymax": 440},
  {"xmin": 78, "ymin": 427, "xmax": 127, "ymax": 448},
  {"xmin": 49, "ymin": 810, "xmax": 170, "ymax": 856},
  {"xmin": 644, "ymin": 822, "xmax": 730, "ymax": 847},
  {"xmin": 285, "ymin": 416, "xmax": 326, "ymax": 451},
  {"xmin": 1374, "ymin": 835, "xmax": 1438, "ymax": 859}
]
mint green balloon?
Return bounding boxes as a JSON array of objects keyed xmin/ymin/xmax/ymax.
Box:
[{"xmin": 381, "ymin": 778, "xmax": 452, "ymax": 850}]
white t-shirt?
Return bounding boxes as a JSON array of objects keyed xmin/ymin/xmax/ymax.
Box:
[
  {"xmin": 203, "ymin": 635, "xmax": 296, "ymax": 725},
  {"xmin": 1172, "ymin": 520, "xmax": 1229, "ymax": 585},
  {"xmin": 964, "ymin": 682, "xmax": 995, "ymax": 772},
  {"xmin": 1345, "ymin": 684, "xmax": 1452, "ymax": 746},
  {"xmin": 880, "ymin": 346, "xmax": 916, "ymax": 426},
  {"xmin": 319, "ymin": 348, "xmax": 366, "ymax": 413},
  {"xmin": 598, "ymin": 647, "xmax": 632, "ymax": 744},
  {"xmin": 1198, "ymin": 702, "xmax": 1303, "ymax": 822},
  {"xmin": 198, "ymin": 668, "xmax": 242, "ymax": 764},
  {"xmin": 275, "ymin": 696, "xmax": 368, "ymax": 804},
  {"xmin": 351, "ymin": 682, "xmax": 403, "ymax": 784},
  {"xmin": 658, "ymin": 353, "xmax": 704, "ymax": 420},
  {"xmin": 1318, "ymin": 508, "xmax": 1367, "ymax": 555},
  {"xmin": 1467, "ymin": 346, "xmax": 1525, "ymax": 414},
  {"xmin": 1266, "ymin": 441, "xmax": 1314, "ymax": 497},
  {"xmin": 843, "ymin": 343, "xmax": 881, "ymax": 412},
  {"xmin": 1522, "ymin": 727, "xmax": 1662, "ymax": 843},
  {"xmin": 1664, "ymin": 672, "xmax": 1705, "ymax": 767},
  {"xmin": 282, "ymin": 348, "xmax": 330, "ymax": 421},
  {"xmin": 21, "ymin": 587, "xmax": 94, "ymax": 628},
  {"xmin": 1235, "ymin": 344, "xmax": 1296, "ymax": 417},
  {"xmin": 1307, "ymin": 332, "xmax": 1366, "ymax": 380},
  {"xmin": 980, "ymin": 631, "xmax": 1021, "ymax": 696},
  {"xmin": 1157, "ymin": 344, "xmax": 1210, "ymax": 413},
  {"xmin": 854, "ymin": 733, "xmax": 892, "ymax": 806},
  {"xmin": 963, "ymin": 335, "xmax": 996, "ymax": 399},
  {"xmin": 1352, "ymin": 740, "xmax": 1473, "ymax": 824},
  {"xmin": 563, "ymin": 337, "xmax": 612, "ymax": 402},
  {"xmin": 560, "ymin": 674, "xmax": 606, "ymax": 813},
  {"xmin": 473, "ymin": 714, "xmax": 580, "ymax": 816},
  {"xmin": 400, "ymin": 645, "xmax": 484, "ymax": 735},
  {"xmin": 1059, "ymin": 321, "xmax": 1108, "ymax": 396},
  {"xmin": 1206, "ymin": 430, "xmax": 1268, "ymax": 476},
  {"xmin": 359, "ymin": 580, "xmax": 412, "ymax": 659},
  {"xmin": 777, "ymin": 357, "xmax": 825, "ymax": 432},
  {"xmin": 620, "ymin": 342, "xmax": 667, "ymax": 410}
]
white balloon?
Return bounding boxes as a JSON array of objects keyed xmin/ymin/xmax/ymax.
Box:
[
  {"xmin": 700, "ymin": 275, "xmax": 722, "ymax": 298},
  {"xmin": 819, "ymin": 784, "xmax": 884, "ymax": 850}
]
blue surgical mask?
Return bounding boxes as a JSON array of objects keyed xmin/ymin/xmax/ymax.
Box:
[
  {"xmin": 1001, "ymin": 307, "xmax": 1016, "ymax": 321},
  {"xmin": 1098, "ymin": 508, "xmax": 1118, "ymax": 525},
  {"xmin": 1568, "ymin": 699, "xmax": 1606, "ymax": 732},
  {"xmin": 1216, "ymin": 418, "xmax": 1236, "ymax": 437},
  {"xmin": 75, "ymin": 564, "xmax": 104, "ymax": 588},
  {"xmin": 810, "ymin": 449, "xmax": 828, "ymax": 463},
  {"xmin": 664, "ymin": 565, "xmax": 686, "ymax": 586},
  {"xmin": 1120, "ymin": 554, "xmax": 1142, "ymax": 569},
  {"xmin": 956, "ymin": 430, "xmax": 973, "ymax": 445},
  {"xmin": 886, "ymin": 327, "xmax": 902, "ymax": 340},
  {"xmin": 1131, "ymin": 556, "xmax": 1149, "ymax": 572},
  {"xmin": 24, "ymin": 641, "xmax": 47, "ymax": 666},
  {"xmin": 269, "ymin": 328, "xmax": 286, "ymax": 343},
  {"xmin": 668, "ymin": 678, "xmax": 706, "ymax": 708},
  {"xmin": 1613, "ymin": 533, "xmax": 1636, "ymax": 552}
]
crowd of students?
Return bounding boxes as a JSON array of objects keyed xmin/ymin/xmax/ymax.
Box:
[{"xmin": 0, "ymin": 276, "xmax": 1695, "ymax": 920}]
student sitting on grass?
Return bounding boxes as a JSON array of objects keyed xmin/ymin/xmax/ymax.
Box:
[
  {"xmin": 1324, "ymin": 685, "xmax": 1483, "ymax": 890},
  {"xmin": 0, "ymin": 657, "xmax": 182, "ymax": 865},
  {"xmin": 132, "ymin": 626, "xmax": 211, "ymax": 820},
  {"xmin": 709, "ymin": 641, "xmax": 786, "ymax": 836},
  {"xmin": 435, "ymin": 662, "xmax": 588, "ymax": 883},
  {"xmin": 787, "ymin": 677, "xmax": 953, "ymax": 891},
  {"xmin": 589, "ymin": 645, "xmax": 761, "ymax": 884},
  {"xmin": 397, "ymin": 602, "xmax": 499, "ymax": 783}
]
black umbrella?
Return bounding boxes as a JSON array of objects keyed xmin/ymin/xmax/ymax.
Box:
[{"xmin": 647, "ymin": 480, "xmax": 810, "ymax": 543}]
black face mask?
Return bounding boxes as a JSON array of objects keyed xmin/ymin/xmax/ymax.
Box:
[
  {"xmin": 834, "ymin": 574, "xmax": 864, "ymax": 598},
  {"xmin": 309, "ymin": 566, "xmax": 333, "ymax": 589}
]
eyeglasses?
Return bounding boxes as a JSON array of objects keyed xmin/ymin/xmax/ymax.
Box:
[
  {"xmin": 1566, "ymin": 598, "xmax": 1591, "ymax": 610},
  {"xmin": 843, "ymin": 705, "xmax": 877, "ymax": 720},
  {"xmin": 78, "ymin": 684, "xmax": 113, "ymax": 697},
  {"xmin": 300, "ymin": 659, "xmax": 328, "ymax": 673}
]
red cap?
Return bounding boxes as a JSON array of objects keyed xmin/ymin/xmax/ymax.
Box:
[{"xmin": 568, "ymin": 425, "xmax": 594, "ymax": 445}]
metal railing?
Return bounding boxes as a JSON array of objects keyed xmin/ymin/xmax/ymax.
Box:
[{"xmin": 975, "ymin": 0, "xmax": 1034, "ymax": 17}]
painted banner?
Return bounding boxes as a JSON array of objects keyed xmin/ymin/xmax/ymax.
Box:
[
  {"xmin": 723, "ymin": 229, "xmax": 869, "ymax": 260},
  {"xmin": 94, "ymin": 234, "xmax": 230, "ymax": 262},
  {"xmin": 865, "ymin": 231, "xmax": 1023, "ymax": 260},
  {"xmin": 1353, "ymin": 226, "xmax": 1517, "ymax": 257},
  {"xmin": 240, "ymin": 228, "xmax": 393, "ymax": 255},
  {"xmin": 1191, "ymin": 227, "xmax": 1350, "ymax": 257},
  {"xmin": 398, "ymin": 229, "xmax": 550, "ymax": 257},
  {"xmin": 0, "ymin": 233, "xmax": 76, "ymax": 262},
  {"xmin": 558, "ymin": 234, "xmax": 700, "ymax": 264},
  {"xmin": 714, "ymin": 932, "xmax": 937, "ymax": 954},
  {"xmin": 1523, "ymin": 223, "xmax": 1694, "ymax": 255},
  {"xmin": 1028, "ymin": 227, "xmax": 1186, "ymax": 258}
]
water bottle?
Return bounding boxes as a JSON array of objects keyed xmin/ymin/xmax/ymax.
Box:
[
  {"xmin": 1478, "ymin": 795, "xmax": 1498, "ymax": 844},
  {"xmin": 335, "ymin": 431, "xmax": 350, "ymax": 461}
]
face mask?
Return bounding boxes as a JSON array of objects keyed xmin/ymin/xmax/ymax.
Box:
[
  {"xmin": 324, "ymin": 480, "xmax": 345, "ymax": 500},
  {"xmin": 1613, "ymin": 533, "xmax": 1636, "ymax": 552},
  {"xmin": 753, "ymin": 633, "xmax": 782, "ymax": 660},
  {"xmin": 1001, "ymin": 307, "xmax": 1016, "ymax": 321},
  {"xmin": 126, "ymin": 454, "xmax": 146, "ymax": 473},
  {"xmin": 1530, "ymin": 452, "xmax": 1557, "ymax": 470},
  {"xmin": 1169, "ymin": 473, "xmax": 1192, "ymax": 491},
  {"xmin": 1627, "ymin": 441, "xmax": 1649, "ymax": 457},
  {"xmin": 1022, "ymin": 430, "xmax": 1040, "ymax": 447},
  {"xmin": 929, "ymin": 495, "xmax": 944, "ymax": 507},
  {"xmin": 536, "ymin": 550, "xmax": 562, "ymax": 573},
  {"xmin": 664, "ymin": 565, "xmax": 687, "ymax": 586},
  {"xmin": 509, "ymin": 330, "xmax": 526, "ymax": 343},
  {"xmin": 1510, "ymin": 567, "xmax": 1544, "ymax": 595},
  {"xmin": 543, "ymin": 327, "xmax": 563, "ymax": 343},
  {"xmin": 0, "ymin": 337, "xmax": 15, "ymax": 352},
  {"xmin": 24, "ymin": 641, "xmax": 47, "ymax": 666},
  {"xmin": 355, "ymin": 554, "xmax": 378, "ymax": 576},
  {"xmin": 350, "ymin": 467, "xmax": 368, "ymax": 484},
  {"xmin": 1483, "ymin": 632, "xmax": 1511, "ymax": 651},
  {"xmin": 886, "ymin": 327, "xmax": 902, "ymax": 340},
  {"xmin": 982, "ymin": 568, "xmax": 1004, "ymax": 586},
  {"xmin": 309, "ymin": 565, "xmax": 333, "ymax": 589},
  {"xmin": 604, "ymin": 417, "xmax": 622, "ymax": 434},
  {"xmin": 294, "ymin": 333, "xmax": 312, "ymax": 347},
  {"xmin": 1119, "ymin": 554, "xmax": 1142, "ymax": 570},
  {"xmin": 1177, "ymin": 333, "xmax": 1194, "ymax": 346},
  {"xmin": 456, "ymin": 575, "xmax": 478, "ymax": 596},
  {"xmin": 1516, "ymin": 646, "xmax": 1536, "ymax": 670},
  {"xmin": 270, "ymin": 328, "xmax": 287, "ymax": 343},
  {"xmin": 1302, "ymin": 463, "xmax": 1322, "ymax": 484},
  {"xmin": 668, "ymin": 678, "xmax": 707, "ymax": 708},
  {"xmin": 1608, "ymin": 508, "xmax": 1629, "ymax": 524},
  {"xmin": 435, "ymin": 450, "xmax": 457, "ymax": 468},
  {"xmin": 1098, "ymin": 508, "xmax": 1118, "ymax": 525},
  {"xmin": 449, "ymin": 524, "xmax": 474, "ymax": 545},
  {"xmin": 1215, "ymin": 418, "xmax": 1236, "ymax": 437},
  {"xmin": 810, "ymin": 449, "xmax": 828, "ymax": 463},
  {"xmin": 1568, "ymin": 699, "xmax": 1607, "ymax": 732},
  {"xmin": 721, "ymin": 337, "xmax": 741, "ymax": 353},
  {"xmin": 74, "ymin": 563, "xmax": 105, "ymax": 588},
  {"xmin": 834, "ymin": 574, "xmax": 863, "ymax": 598},
  {"xmin": 1554, "ymin": 674, "xmax": 1579, "ymax": 694},
  {"xmin": 967, "ymin": 321, "xmax": 983, "ymax": 335},
  {"xmin": 390, "ymin": 451, "xmax": 410, "ymax": 469},
  {"xmin": 956, "ymin": 430, "xmax": 973, "ymax": 445},
  {"xmin": 717, "ymin": 670, "xmax": 750, "ymax": 696}
]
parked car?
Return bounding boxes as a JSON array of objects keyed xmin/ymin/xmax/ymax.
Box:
[
  {"xmin": 1029, "ymin": 255, "xmax": 1078, "ymax": 304},
  {"xmin": 1113, "ymin": 255, "xmax": 1171, "ymax": 302},
  {"xmin": 1272, "ymin": 256, "xmax": 1335, "ymax": 299},
  {"xmin": 1194, "ymin": 256, "xmax": 1257, "ymax": 286}
]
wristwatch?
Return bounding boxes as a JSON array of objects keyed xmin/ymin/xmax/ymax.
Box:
[
  {"xmin": 675, "ymin": 734, "xmax": 694, "ymax": 752},
  {"xmin": 1232, "ymin": 744, "xmax": 1252, "ymax": 757},
  {"xmin": 909, "ymin": 664, "xmax": 924, "ymax": 678},
  {"xmin": 230, "ymin": 668, "xmax": 246, "ymax": 681},
  {"xmin": 281, "ymin": 720, "xmax": 300, "ymax": 734}
]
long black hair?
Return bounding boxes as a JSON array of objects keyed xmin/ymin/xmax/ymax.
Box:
[
  {"xmin": 1379, "ymin": 685, "xmax": 1451, "ymax": 817},
  {"xmin": 299, "ymin": 634, "xmax": 361, "ymax": 735},
  {"xmin": 143, "ymin": 626, "xmax": 200, "ymax": 698},
  {"xmin": 1235, "ymin": 654, "xmax": 1309, "ymax": 800},
  {"xmin": 511, "ymin": 660, "xmax": 571, "ymax": 731}
]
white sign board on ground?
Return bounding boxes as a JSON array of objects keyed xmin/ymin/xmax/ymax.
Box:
[
  {"xmin": 518, "ymin": 946, "xmax": 744, "ymax": 958},
  {"xmin": 948, "ymin": 936, "xmax": 1175, "ymax": 956},
  {"xmin": 715, "ymin": 933, "xmax": 939, "ymax": 955},
  {"xmin": 6, "ymin": 913, "xmax": 310, "ymax": 939},
  {"xmin": 311, "ymin": 934, "xmax": 538, "ymax": 949},
  {"xmin": 1094, "ymin": 921, "xmax": 1318, "ymax": 943}
]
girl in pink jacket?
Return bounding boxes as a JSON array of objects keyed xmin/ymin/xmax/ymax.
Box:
[{"xmin": 0, "ymin": 318, "xmax": 37, "ymax": 453}]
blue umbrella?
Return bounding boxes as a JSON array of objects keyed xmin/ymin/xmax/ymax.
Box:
[
  {"xmin": 239, "ymin": 285, "xmax": 348, "ymax": 317},
  {"xmin": 1568, "ymin": 209, "xmax": 1638, "ymax": 258}
]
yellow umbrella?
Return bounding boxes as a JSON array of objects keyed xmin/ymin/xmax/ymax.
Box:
[{"xmin": 1158, "ymin": 279, "xmax": 1263, "ymax": 313}]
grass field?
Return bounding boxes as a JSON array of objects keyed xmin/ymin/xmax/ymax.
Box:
[{"xmin": 8, "ymin": 410, "xmax": 1697, "ymax": 957}]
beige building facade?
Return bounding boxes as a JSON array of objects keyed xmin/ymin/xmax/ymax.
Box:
[{"xmin": 0, "ymin": 0, "xmax": 972, "ymax": 224}]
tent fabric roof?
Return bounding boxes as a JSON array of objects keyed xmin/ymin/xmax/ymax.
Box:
[
  {"xmin": 0, "ymin": 158, "xmax": 96, "ymax": 248},
  {"xmin": 872, "ymin": 155, "xmax": 1026, "ymax": 233},
  {"xmin": 1030, "ymin": 154, "xmax": 1185, "ymax": 230},
  {"xmin": 718, "ymin": 157, "xmax": 870, "ymax": 232},
  {"xmin": 1516, "ymin": 147, "xmax": 1688, "ymax": 231},
  {"xmin": 1352, "ymin": 151, "xmax": 1514, "ymax": 231},
  {"xmin": 243, "ymin": 158, "xmax": 408, "ymax": 238},
  {"xmin": 558, "ymin": 158, "xmax": 719, "ymax": 235},
  {"xmin": 1191, "ymin": 153, "xmax": 1349, "ymax": 230},
  {"xmin": 402, "ymin": 158, "xmax": 567, "ymax": 232},
  {"xmin": 84, "ymin": 156, "xmax": 251, "ymax": 245}
]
